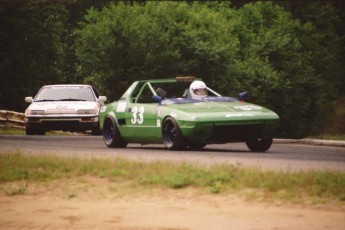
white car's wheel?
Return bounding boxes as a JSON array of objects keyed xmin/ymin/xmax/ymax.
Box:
[{"xmin": 25, "ymin": 126, "xmax": 45, "ymax": 135}]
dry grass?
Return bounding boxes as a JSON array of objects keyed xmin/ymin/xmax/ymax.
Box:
[{"xmin": 1, "ymin": 151, "xmax": 344, "ymax": 205}]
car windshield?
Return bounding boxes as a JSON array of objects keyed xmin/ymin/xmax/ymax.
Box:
[
  {"xmin": 35, "ymin": 86, "xmax": 96, "ymax": 102},
  {"xmin": 131, "ymin": 81, "xmax": 238, "ymax": 104}
]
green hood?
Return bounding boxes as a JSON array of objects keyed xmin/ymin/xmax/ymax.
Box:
[{"xmin": 164, "ymin": 101, "xmax": 279, "ymax": 122}]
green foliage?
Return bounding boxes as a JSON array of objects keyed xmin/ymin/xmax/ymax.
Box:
[
  {"xmin": 74, "ymin": 1, "xmax": 344, "ymax": 137},
  {"xmin": 0, "ymin": 1, "xmax": 69, "ymax": 111},
  {"xmin": 74, "ymin": 2, "xmax": 238, "ymax": 101},
  {"xmin": 0, "ymin": 127, "xmax": 25, "ymax": 135},
  {"xmin": 164, "ymin": 173, "xmax": 191, "ymax": 189}
]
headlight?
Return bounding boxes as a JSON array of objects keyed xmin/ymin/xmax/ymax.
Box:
[
  {"xmin": 77, "ymin": 109, "xmax": 98, "ymax": 115},
  {"xmin": 25, "ymin": 110, "xmax": 45, "ymax": 115}
]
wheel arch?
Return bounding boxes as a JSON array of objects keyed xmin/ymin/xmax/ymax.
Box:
[
  {"xmin": 161, "ymin": 115, "xmax": 187, "ymax": 150},
  {"xmin": 102, "ymin": 112, "xmax": 127, "ymax": 148},
  {"xmin": 161, "ymin": 112, "xmax": 190, "ymax": 128},
  {"xmin": 162, "ymin": 115, "xmax": 177, "ymax": 124},
  {"xmin": 101, "ymin": 111, "xmax": 117, "ymax": 128}
]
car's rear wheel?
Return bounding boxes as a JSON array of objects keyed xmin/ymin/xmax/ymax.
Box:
[
  {"xmin": 103, "ymin": 116, "xmax": 127, "ymax": 148},
  {"xmin": 246, "ymin": 137, "xmax": 273, "ymax": 152},
  {"xmin": 162, "ymin": 117, "xmax": 187, "ymax": 150}
]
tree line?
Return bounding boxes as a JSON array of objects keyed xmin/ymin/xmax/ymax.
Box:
[{"xmin": 0, "ymin": 1, "xmax": 344, "ymax": 138}]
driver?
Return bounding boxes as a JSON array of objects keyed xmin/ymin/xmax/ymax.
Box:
[{"xmin": 189, "ymin": 80, "xmax": 208, "ymax": 100}]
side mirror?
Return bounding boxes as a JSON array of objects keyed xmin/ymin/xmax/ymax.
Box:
[
  {"xmin": 152, "ymin": 95, "xmax": 163, "ymax": 104},
  {"xmin": 98, "ymin": 96, "xmax": 107, "ymax": 103},
  {"xmin": 239, "ymin": 92, "xmax": 248, "ymax": 101},
  {"xmin": 156, "ymin": 88, "xmax": 167, "ymax": 98},
  {"xmin": 25, "ymin": 97, "xmax": 33, "ymax": 103}
]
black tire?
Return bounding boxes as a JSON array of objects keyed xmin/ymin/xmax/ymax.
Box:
[
  {"xmin": 103, "ymin": 116, "xmax": 127, "ymax": 148},
  {"xmin": 25, "ymin": 126, "xmax": 45, "ymax": 135},
  {"xmin": 91, "ymin": 127, "xmax": 101, "ymax": 136},
  {"xmin": 246, "ymin": 137, "xmax": 273, "ymax": 152},
  {"xmin": 25, "ymin": 126, "xmax": 34, "ymax": 135},
  {"xmin": 162, "ymin": 117, "xmax": 187, "ymax": 150}
]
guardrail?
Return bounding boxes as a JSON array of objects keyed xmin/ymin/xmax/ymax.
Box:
[{"xmin": 0, "ymin": 110, "xmax": 25, "ymax": 129}]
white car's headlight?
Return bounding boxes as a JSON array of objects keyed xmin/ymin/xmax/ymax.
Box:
[
  {"xmin": 77, "ymin": 109, "xmax": 98, "ymax": 115},
  {"xmin": 26, "ymin": 110, "xmax": 45, "ymax": 115}
]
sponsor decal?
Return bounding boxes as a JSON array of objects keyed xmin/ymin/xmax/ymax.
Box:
[
  {"xmin": 46, "ymin": 105, "xmax": 74, "ymax": 112},
  {"xmin": 226, "ymin": 113, "xmax": 253, "ymax": 117},
  {"xmin": 51, "ymin": 86, "xmax": 84, "ymax": 90},
  {"xmin": 131, "ymin": 106, "xmax": 145, "ymax": 124},
  {"xmin": 156, "ymin": 119, "xmax": 161, "ymax": 127},
  {"xmin": 38, "ymin": 102, "xmax": 82, "ymax": 105},
  {"xmin": 116, "ymin": 102, "xmax": 127, "ymax": 113},
  {"xmin": 234, "ymin": 105, "xmax": 261, "ymax": 111}
]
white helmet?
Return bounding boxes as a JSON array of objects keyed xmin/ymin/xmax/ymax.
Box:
[{"xmin": 189, "ymin": 80, "xmax": 208, "ymax": 100}]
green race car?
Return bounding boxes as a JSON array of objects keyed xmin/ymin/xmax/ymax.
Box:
[{"xmin": 100, "ymin": 77, "xmax": 279, "ymax": 152}]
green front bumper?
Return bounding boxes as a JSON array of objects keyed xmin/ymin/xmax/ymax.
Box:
[{"xmin": 180, "ymin": 120, "xmax": 278, "ymax": 144}]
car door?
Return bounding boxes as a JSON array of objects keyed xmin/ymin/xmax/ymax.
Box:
[{"xmin": 123, "ymin": 84, "xmax": 160, "ymax": 143}]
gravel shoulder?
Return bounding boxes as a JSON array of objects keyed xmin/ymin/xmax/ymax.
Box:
[{"xmin": 1, "ymin": 178, "xmax": 344, "ymax": 230}]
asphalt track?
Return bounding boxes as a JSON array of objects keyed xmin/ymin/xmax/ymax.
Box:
[{"xmin": 0, "ymin": 135, "xmax": 344, "ymax": 172}]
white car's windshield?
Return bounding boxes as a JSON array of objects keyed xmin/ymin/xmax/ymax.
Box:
[{"xmin": 35, "ymin": 86, "xmax": 96, "ymax": 102}]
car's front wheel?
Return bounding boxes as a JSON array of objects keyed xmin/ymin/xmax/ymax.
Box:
[
  {"xmin": 162, "ymin": 117, "xmax": 187, "ymax": 150},
  {"xmin": 103, "ymin": 116, "xmax": 127, "ymax": 148},
  {"xmin": 246, "ymin": 137, "xmax": 273, "ymax": 152}
]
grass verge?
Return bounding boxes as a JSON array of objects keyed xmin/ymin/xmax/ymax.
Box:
[
  {"xmin": 0, "ymin": 126, "xmax": 25, "ymax": 135},
  {"xmin": 0, "ymin": 126, "xmax": 86, "ymax": 136},
  {"xmin": 309, "ymin": 134, "xmax": 345, "ymax": 141},
  {"xmin": 0, "ymin": 151, "xmax": 344, "ymax": 205}
]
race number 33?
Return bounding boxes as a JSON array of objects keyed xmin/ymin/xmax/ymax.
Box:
[{"xmin": 131, "ymin": 106, "xmax": 144, "ymax": 124}]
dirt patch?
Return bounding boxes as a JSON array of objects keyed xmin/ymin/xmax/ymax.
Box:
[{"xmin": 0, "ymin": 178, "xmax": 344, "ymax": 230}]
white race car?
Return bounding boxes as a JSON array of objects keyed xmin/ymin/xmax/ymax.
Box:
[{"xmin": 24, "ymin": 84, "xmax": 107, "ymax": 135}]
